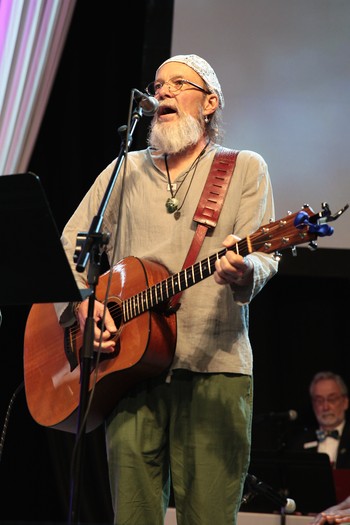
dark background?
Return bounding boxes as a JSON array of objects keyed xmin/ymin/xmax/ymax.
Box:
[{"xmin": 0, "ymin": 0, "xmax": 349, "ymax": 522}]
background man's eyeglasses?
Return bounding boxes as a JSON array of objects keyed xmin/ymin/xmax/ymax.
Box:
[{"xmin": 312, "ymin": 394, "xmax": 345, "ymax": 406}]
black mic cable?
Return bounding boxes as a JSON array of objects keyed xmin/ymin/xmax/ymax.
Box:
[{"xmin": 0, "ymin": 381, "xmax": 24, "ymax": 463}]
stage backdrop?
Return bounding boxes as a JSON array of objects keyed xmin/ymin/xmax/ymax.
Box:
[{"xmin": 172, "ymin": 0, "xmax": 350, "ymax": 250}]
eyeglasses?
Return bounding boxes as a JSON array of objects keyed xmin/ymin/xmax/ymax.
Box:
[
  {"xmin": 146, "ymin": 78, "xmax": 211, "ymax": 97},
  {"xmin": 312, "ymin": 394, "xmax": 345, "ymax": 406}
]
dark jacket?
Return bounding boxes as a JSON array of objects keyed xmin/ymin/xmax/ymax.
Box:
[{"xmin": 286, "ymin": 420, "xmax": 350, "ymax": 468}]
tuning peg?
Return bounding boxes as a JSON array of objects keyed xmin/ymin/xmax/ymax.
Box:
[
  {"xmin": 273, "ymin": 251, "xmax": 282, "ymax": 261},
  {"xmin": 323, "ymin": 203, "xmax": 349, "ymax": 222},
  {"xmin": 291, "ymin": 246, "xmax": 297, "ymax": 256},
  {"xmin": 308, "ymin": 240, "xmax": 318, "ymax": 251}
]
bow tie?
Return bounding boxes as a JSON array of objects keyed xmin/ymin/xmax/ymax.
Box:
[{"xmin": 316, "ymin": 429, "xmax": 340, "ymax": 442}]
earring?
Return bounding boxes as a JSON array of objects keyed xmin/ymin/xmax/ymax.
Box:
[{"xmin": 204, "ymin": 115, "xmax": 209, "ymax": 124}]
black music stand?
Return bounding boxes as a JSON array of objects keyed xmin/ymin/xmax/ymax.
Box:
[
  {"xmin": 0, "ymin": 172, "xmax": 91, "ymax": 305},
  {"xmin": 241, "ymin": 449, "xmax": 337, "ymax": 515}
]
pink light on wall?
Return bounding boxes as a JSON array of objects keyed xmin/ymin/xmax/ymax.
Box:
[
  {"xmin": 0, "ymin": 0, "xmax": 13, "ymax": 66},
  {"xmin": 0, "ymin": 0, "xmax": 77, "ymax": 175}
]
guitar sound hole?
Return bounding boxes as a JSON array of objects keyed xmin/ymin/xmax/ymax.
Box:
[
  {"xmin": 93, "ymin": 298, "xmax": 122, "ymax": 363},
  {"xmin": 62, "ymin": 299, "xmax": 122, "ymax": 371},
  {"xmin": 64, "ymin": 326, "xmax": 79, "ymax": 371},
  {"xmin": 96, "ymin": 299, "xmax": 122, "ymax": 332},
  {"xmin": 107, "ymin": 299, "xmax": 123, "ymax": 330}
]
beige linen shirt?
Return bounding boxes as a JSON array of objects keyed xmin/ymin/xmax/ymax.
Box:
[{"xmin": 56, "ymin": 143, "xmax": 278, "ymax": 375}]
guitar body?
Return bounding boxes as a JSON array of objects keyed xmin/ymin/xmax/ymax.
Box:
[{"xmin": 24, "ymin": 256, "xmax": 177, "ymax": 433}]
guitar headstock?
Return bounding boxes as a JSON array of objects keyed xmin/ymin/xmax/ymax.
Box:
[{"xmin": 251, "ymin": 202, "xmax": 349, "ymax": 256}]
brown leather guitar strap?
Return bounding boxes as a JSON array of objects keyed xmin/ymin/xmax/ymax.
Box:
[{"xmin": 170, "ymin": 146, "xmax": 239, "ymax": 309}]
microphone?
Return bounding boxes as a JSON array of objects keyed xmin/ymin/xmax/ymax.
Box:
[
  {"xmin": 244, "ymin": 473, "xmax": 296, "ymax": 514},
  {"xmin": 133, "ymin": 88, "xmax": 159, "ymax": 116},
  {"xmin": 255, "ymin": 409, "xmax": 298, "ymax": 423}
]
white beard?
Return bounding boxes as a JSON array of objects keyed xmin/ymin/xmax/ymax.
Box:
[{"xmin": 148, "ymin": 110, "xmax": 204, "ymax": 154}]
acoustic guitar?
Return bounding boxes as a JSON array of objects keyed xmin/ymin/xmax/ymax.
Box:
[{"xmin": 23, "ymin": 203, "xmax": 342, "ymax": 433}]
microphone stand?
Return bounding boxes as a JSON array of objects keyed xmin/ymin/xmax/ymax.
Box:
[
  {"xmin": 241, "ymin": 473, "xmax": 296, "ymax": 525},
  {"xmin": 68, "ymin": 102, "xmax": 144, "ymax": 524}
]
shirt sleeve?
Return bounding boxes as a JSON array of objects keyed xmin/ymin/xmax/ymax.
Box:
[{"xmin": 230, "ymin": 150, "xmax": 279, "ymax": 304}]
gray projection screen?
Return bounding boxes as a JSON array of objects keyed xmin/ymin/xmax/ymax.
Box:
[{"xmin": 171, "ymin": 0, "xmax": 350, "ymax": 249}]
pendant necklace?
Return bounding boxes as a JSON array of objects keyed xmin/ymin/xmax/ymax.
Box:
[{"xmin": 164, "ymin": 142, "xmax": 209, "ymax": 214}]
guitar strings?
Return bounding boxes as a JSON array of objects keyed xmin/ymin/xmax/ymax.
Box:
[
  {"xmin": 68, "ymin": 235, "xmax": 263, "ymax": 341},
  {"xmin": 68, "ymin": 227, "xmax": 281, "ymax": 346}
]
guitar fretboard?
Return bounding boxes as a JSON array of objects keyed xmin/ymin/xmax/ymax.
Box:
[
  {"xmin": 122, "ymin": 238, "xmax": 251, "ymax": 322},
  {"xmin": 120, "ymin": 203, "xmax": 335, "ymax": 324}
]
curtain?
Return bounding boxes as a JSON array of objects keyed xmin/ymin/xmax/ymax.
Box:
[{"xmin": 0, "ymin": 0, "xmax": 77, "ymax": 175}]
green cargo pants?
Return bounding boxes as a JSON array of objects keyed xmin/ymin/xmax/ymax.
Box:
[{"xmin": 106, "ymin": 370, "xmax": 253, "ymax": 525}]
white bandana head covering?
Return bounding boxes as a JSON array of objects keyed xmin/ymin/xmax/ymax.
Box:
[{"xmin": 158, "ymin": 54, "xmax": 224, "ymax": 109}]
